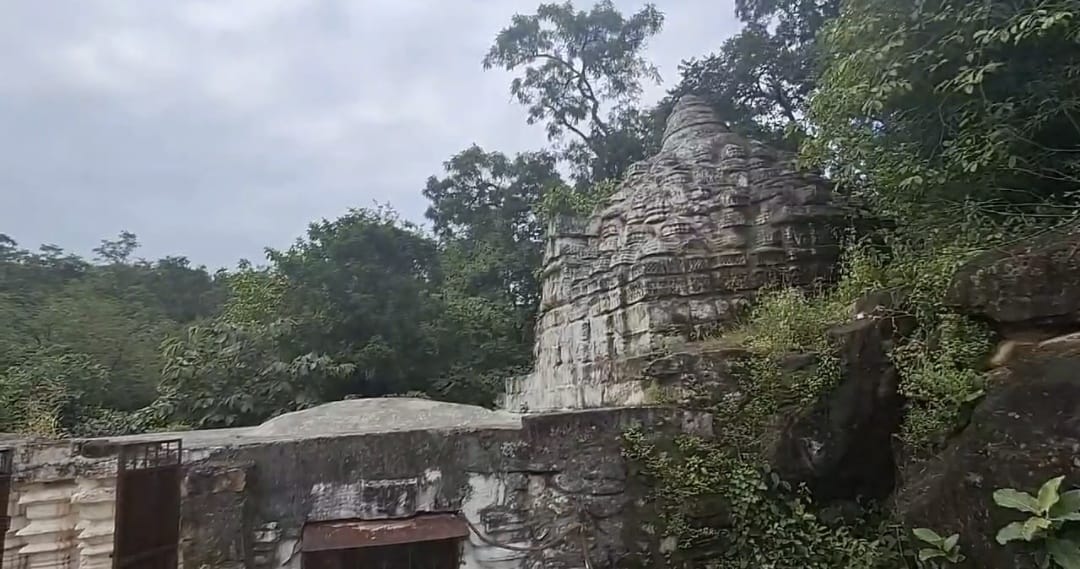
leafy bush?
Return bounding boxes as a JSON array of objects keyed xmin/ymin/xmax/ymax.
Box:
[
  {"xmin": 158, "ymin": 320, "xmax": 354, "ymax": 429},
  {"xmin": 893, "ymin": 314, "xmax": 994, "ymax": 451},
  {"xmin": 0, "ymin": 348, "xmax": 110, "ymax": 437},
  {"xmin": 537, "ymin": 179, "xmax": 620, "ymax": 221},
  {"xmin": 806, "ymin": 0, "xmax": 1080, "ymax": 222},
  {"xmin": 622, "ymin": 429, "xmax": 898, "ymax": 568},
  {"xmin": 994, "ymin": 476, "xmax": 1080, "ymax": 568}
]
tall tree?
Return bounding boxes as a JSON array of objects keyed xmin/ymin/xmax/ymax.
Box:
[
  {"xmin": 0, "ymin": 239, "xmax": 88, "ymax": 295},
  {"xmin": 422, "ymin": 147, "xmax": 565, "ymax": 402},
  {"xmin": 26, "ymin": 280, "xmax": 172, "ymax": 410},
  {"xmin": 484, "ymin": 1, "xmax": 665, "ymax": 184},
  {"xmin": 159, "ymin": 320, "xmax": 354, "ymax": 429},
  {"xmin": 93, "ymin": 230, "xmax": 139, "ymax": 264},
  {"xmin": 137, "ymin": 256, "xmax": 225, "ymax": 324},
  {"xmin": 670, "ymin": 0, "xmax": 839, "ymax": 148},
  {"xmin": 423, "ymin": 145, "xmax": 561, "ymax": 309},
  {"xmin": 219, "ymin": 261, "xmax": 288, "ymax": 327},
  {"xmin": 0, "ymin": 232, "xmax": 224, "ymax": 434},
  {"xmin": 267, "ymin": 207, "xmax": 448, "ymax": 399}
]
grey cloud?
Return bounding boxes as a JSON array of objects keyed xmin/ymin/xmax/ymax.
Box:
[{"xmin": 0, "ymin": 0, "xmax": 739, "ymax": 269}]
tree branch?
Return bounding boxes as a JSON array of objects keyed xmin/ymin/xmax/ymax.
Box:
[
  {"xmin": 532, "ymin": 52, "xmax": 610, "ymax": 137},
  {"xmin": 771, "ymin": 80, "xmax": 799, "ymax": 124},
  {"xmin": 542, "ymin": 102, "xmax": 595, "ymax": 148}
]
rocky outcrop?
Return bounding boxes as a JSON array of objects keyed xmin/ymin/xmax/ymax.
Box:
[
  {"xmin": 947, "ymin": 222, "xmax": 1080, "ymax": 334},
  {"xmin": 898, "ymin": 334, "xmax": 1080, "ymax": 569},
  {"xmin": 508, "ymin": 95, "xmax": 849, "ymax": 412},
  {"xmin": 771, "ymin": 311, "xmax": 910, "ymax": 502},
  {"xmin": 896, "ymin": 227, "xmax": 1080, "ymax": 568}
]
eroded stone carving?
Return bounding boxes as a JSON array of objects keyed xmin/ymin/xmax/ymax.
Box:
[{"xmin": 506, "ymin": 95, "xmax": 847, "ymax": 411}]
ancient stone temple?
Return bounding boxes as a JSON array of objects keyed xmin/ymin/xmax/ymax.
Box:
[
  {"xmin": 506, "ymin": 95, "xmax": 847, "ymax": 412},
  {"xmin": 0, "ymin": 95, "xmax": 846, "ymax": 569}
]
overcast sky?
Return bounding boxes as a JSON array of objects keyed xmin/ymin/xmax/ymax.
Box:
[{"xmin": 0, "ymin": 0, "xmax": 739, "ymax": 269}]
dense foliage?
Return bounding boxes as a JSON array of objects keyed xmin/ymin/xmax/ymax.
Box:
[
  {"xmin": 0, "ymin": 233, "xmax": 221, "ymax": 435},
  {"xmin": 805, "ymin": 0, "xmax": 1080, "ymax": 221}
]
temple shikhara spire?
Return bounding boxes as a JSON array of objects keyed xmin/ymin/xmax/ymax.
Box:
[{"xmin": 506, "ymin": 95, "xmax": 847, "ymax": 411}]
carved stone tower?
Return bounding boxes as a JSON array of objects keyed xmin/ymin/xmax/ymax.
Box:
[{"xmin": 506, "ymin": 95, "xmax": 847, "ymax": 411}]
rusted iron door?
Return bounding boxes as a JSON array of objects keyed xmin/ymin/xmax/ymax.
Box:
[
  {"xmin": 113, "ymin": 440, "xmax": 182, "ymax": 569},
  {"xmin": 0, "ymin": 448, "xmax": 12, "ymax": 569},
  {"xmin": 301, "ymin": 515, "xmax": 467, "ymax": 569}
]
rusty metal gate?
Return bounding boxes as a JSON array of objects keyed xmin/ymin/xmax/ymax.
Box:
[
  {"xmin": 113, "ymin": 440, "xmax": 182, "ymax": 569},
  {"xmin": 0, "ymin": 448, "xmax": 12, "ymax": 569}
]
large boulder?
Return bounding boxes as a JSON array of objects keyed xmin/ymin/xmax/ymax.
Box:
[
  {"xmin": 947, "ymin": 222, "xmax": 1080, "ymax": 333},
  {"xmin": 770, "ymin": 311, "xmax": 909, "ymax": 501},
  {"xmin": 507, "ymin": 95, "xmax": 849, "ymax": 412},
  {"xmin": 897, "ymin": 335, "xmax": 1080, "ymax": 568}
]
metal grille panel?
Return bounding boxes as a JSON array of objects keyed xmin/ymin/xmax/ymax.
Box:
[
  {"xmin": 0, "ymin": 449, "xmax": 12, "ymax": 569},
  {"xmin": 113, "ymin": 440, "xmax": 182, "ymax": 569}
]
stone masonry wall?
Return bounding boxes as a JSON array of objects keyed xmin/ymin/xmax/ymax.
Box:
[
  {"xmin": 179, "ymin": 407, "xmax": 710, "ymax": 569},
  {"xmin": 1, "ymin": 403, "xmax": 711, "ymax": 569}
]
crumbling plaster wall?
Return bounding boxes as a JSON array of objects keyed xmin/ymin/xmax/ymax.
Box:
[
  {"xmin": 0, "ymin": 406, "xmax": 710, "ymax": 569},
  {"xmin": 186, "ymin": 426, "xmax": 528, "ymax": 569},
  {"xmin": 181, "ymin": 407, "xmax": 710, "ymax": 569}
]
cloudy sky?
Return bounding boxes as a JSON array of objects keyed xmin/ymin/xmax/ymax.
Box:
[{"xmin": 0, "ymin": 0, "xmax": 740, "ymax": 269}]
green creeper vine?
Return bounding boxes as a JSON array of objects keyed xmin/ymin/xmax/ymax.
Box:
[
  {"xmin": 619, "ymin": 222, "xmax": 1019, "ymax": 567},
  {"xmin": 622, "ymin": 428, "xmax": 898, "ymax": 569},
  {"xmin": 537, "ymin": 179, "xmax": 620, "ymax": 221}
]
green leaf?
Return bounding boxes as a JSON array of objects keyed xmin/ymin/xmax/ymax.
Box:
[
  {"xmin": 1040, "ymin": 476, "xmax": 1066, "ymax": 513},
  {"xmin": 913, "ymin": 527, "xmax": 944, "ymax": 546},
  {"xmin": 1022, "ymin": 517, "xmax": 1053, "ymax": 540},
  {"xmin": 919, "ymin": 548, "xmax": 946, "ymax": 562},
  {"xmin": 943, "ymin": 533, "xmax": 960, "ymax": 552},
  {"xmin": 994, "ymin": 488, "xmax": 1042, "ymax": 514},
  {"xmin": 997, "ymin": 521, "xmax": 1029, "ymax": 544},
  {"xmin": 1051, "ymin": 490, "xmax": 1080, "ymax": 521},
  {"xmin": 1047, "ymin": 538, "xmax": 1080, "ymax": 569}
]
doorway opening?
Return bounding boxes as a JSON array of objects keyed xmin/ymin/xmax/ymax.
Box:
[
  {"xmin": 113, "ymin": 439, "xmax": 182, "ymax": 569},
  {"xmin": 303, "ymin": 538, "xmax": 460, "ymax": 569}
]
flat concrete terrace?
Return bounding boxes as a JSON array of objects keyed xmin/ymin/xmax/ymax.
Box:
[{"xmin": 76, "ymin": 397, "xmax": 525, "ymax": 451}]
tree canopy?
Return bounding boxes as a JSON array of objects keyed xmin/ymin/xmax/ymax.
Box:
[
  {"xmin": 484, "ymin": 0, "xmax": 665, "ymax": 184},
  {"xmin": 805, "ymin": 0, "xmax": 1080, "ymax": 222}
]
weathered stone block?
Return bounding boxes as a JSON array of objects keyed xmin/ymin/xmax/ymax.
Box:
[
  {"xmin": 947, "ymin": 221, "xmax": 1080, "ymax": 333},
  {"xmin": 898, "ymin": 335, "xmax": 1080, "ymax": 569},
  {"xmin": 770, "ymin": 315, "xmax": 907, "ymax": 501}
]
